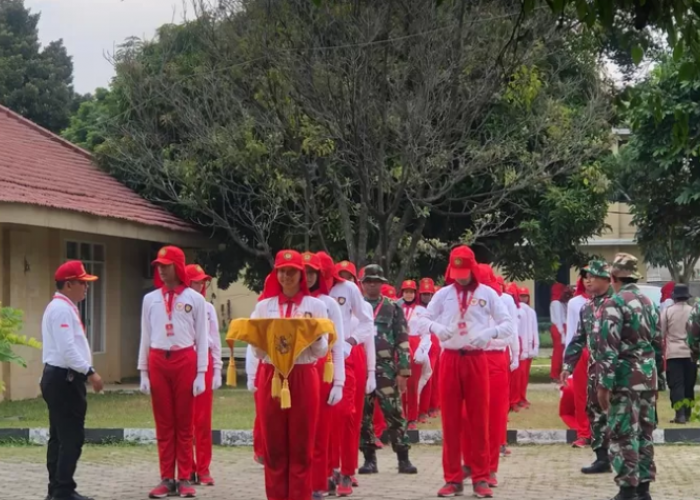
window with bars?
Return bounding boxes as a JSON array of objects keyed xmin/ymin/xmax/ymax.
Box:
[{"xmin": 65, "ymin": 241, "xmax": 106, "ymax": 353}]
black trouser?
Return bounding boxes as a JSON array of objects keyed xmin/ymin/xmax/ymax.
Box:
[
  {"xmin": 40, "ymin": 365, "xmax": 88, "ymax": 499},
  {"xmin": 666, "ymin": 358, "xmax": 697, "ymax": 410}
]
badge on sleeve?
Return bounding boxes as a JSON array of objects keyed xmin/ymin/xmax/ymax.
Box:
[
  {"xmin": 337, "ymin": 297, "xmax": 346, "ymax": 305},
  {"xmin": 185, "ymin": 304, "xmax": 193, "ymax": 313}
]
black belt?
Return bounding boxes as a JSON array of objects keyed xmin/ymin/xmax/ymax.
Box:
[{"xmin": 44, "ymin": 364, "xmax": 87, "ymax": 383}]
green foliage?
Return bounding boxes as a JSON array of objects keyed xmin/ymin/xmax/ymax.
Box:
[
  {"xmin": 0, "ymin": 303, "xmax": 40, "ymax": 391},
  {"xmin": 615, "ymin": 55, "xmax": 700, "ymax": 283},
  {"xmin": 0, "ymin": 0, "xmax": 78, "ymax": 132}
]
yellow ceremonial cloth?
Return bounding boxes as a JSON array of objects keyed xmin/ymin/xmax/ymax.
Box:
[{"xmin": 226, "ymin": 318, "xmax": 337, "ymax": 378}]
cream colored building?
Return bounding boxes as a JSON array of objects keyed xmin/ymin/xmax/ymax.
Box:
[
  {"xmin": 0, "ymin": 105, "xmax": 206, "ymax": 401},
  {"xmin": 208, "ymin": 278, "xmax": 259, "ymax": 331}
]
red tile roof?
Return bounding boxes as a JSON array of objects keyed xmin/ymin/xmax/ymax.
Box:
[{"xmin": 0, "ymin": 104, "xmax": 196, "ymax": 233}]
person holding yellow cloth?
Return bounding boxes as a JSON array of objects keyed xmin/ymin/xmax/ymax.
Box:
[{"xmin": 230, "ymin": 249, "xmax": 332, "ymax": 500}]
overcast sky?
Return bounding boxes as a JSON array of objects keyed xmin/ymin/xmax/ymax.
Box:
[{"xmin": 26, "ymin": 0, "xmax": 188, "ymax": 94}]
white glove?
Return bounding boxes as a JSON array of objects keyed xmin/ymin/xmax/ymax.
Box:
[
  {"xmin": 139, "ymin": 371, "xmax": 150, "ymax": 395},
  {"xmin": 471, "ymin": 330, "xmax": 494, "ymax": 349},
  {"xmin": 343, "ymin": 342, "xmax": 353, "ymax": 359},
  {"xmin": 327, "ymin": 384, "xmax": 344, "ymax": 406},
  {"xmin": 365, "ymin": 370, "xmax": 377, "ymax": 394},
  {"xmin": 431, "ymin": 323, "xmax": 453, "ymax": 342},
  {"xmin": 414, "ymin": 349, "xmax": 428, "ymax": 365},
  {"xmin": 212, "ymin": 369, "xmax": 222, "ymax": 391},
  {"xmin": 531, "ymin": 349, "xmax": 539, "ymax": 358},
  {"xmin": 193, "ymin": 372, "xmax": 206, "ymax": 396},
  {"xmin": 510, "ymin": 359, "xmax": 520, "ymax": 372},
  {"xmin": 520, "ymin": 351, "xmax": 529, "ymax": 361},
  {"xmin": 247, "ymin": 377, "xmax": 257, "ymax": 393}
]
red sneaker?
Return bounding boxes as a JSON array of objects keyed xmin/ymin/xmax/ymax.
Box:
[
  {"xmin": 254, "ymin": 455, "xmax": 264, "ymax": 465},
  {"xmin": 473, "ymin": 481, "xmax": 493, "ymax": 498},
  {"xmin": 510, "ymin": 405, "xmax": 521, "ymax": 413},
  {"xmin": 487, "ymin": 472, "xmax": 498, "ymax": 488},
  {"xmin": 407, "ymin": 421, "xmax": 418, "ymax": 431},
  {"xmin": 351, "ymin": 476, "xmax": 359, "ymax": 487},
  {"xmin": 572, "ymin": 438, "xmax": 591, "ymax": 449},
  {"xmin": 437, "ymin": 482, "xmax": 464, "ymax": 497},
  {"xmin": 418, "ymin": 413, "xmax": 429, "ymax": 423},
  {"xmin": 149, "ymin": 479, "xmax": 176, "ymax": 499},
  {"xmin": 429, "ymin": 409, "xmax": 439, "ymax": 418},
  {"xmin": 198, "ymin": 475, "xmax": 214, "ymax": 486},
  {"xmin": 336, "ymin": 475, "xmax": 353, "ymax": 497},
  {"xmin": 374, "ymin": 439, "xmax": 384, "ymax": 449},
  {"xmin": 177, "ymin": 480, "xmax": 196, "ymax": 498}
]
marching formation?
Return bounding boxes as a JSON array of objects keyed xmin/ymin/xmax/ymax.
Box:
[{"xmin": 39, "ymin": 244, "xmax": 670, "ymax": 500}]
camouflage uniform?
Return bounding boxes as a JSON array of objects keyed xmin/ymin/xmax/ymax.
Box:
[
  {"xmin": 562, "ymin": 260, "xmax": 613, "ymax": 452},
  {"xmin": 360, "ymin": 293, "xmax": 411, "ymax": 452},
  {"xmin": 686, "ymin": 301, "xmax": 700, "ymax": 361},
  {"xmin": 593, "ymin": 254, "xmax": 662, "ymax": 493}
]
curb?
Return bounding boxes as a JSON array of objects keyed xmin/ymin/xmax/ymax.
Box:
[{"xmin": 0, "ymin": 427, "xmax": 698, "ymax": 445}]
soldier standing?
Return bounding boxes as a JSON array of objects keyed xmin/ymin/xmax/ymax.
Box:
[
  {"xmin": 561, "ymin": 260, "xmax": 613, "ymax": 474},
  {"xmin": 358, "ymin": 264, "xmax": 417, "ymax": 475},
  {"xmin": 592, "ymin": 254, "xmax": 663, "ymax": 500}
]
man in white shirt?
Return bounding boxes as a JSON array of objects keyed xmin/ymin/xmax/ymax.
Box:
[
  {"xmin": 428, "ymin": 246, "xmax": 513, "ymax": 499},
  {"xmin": 138, "ymin": 246, "xmax": 209, "ymax": 499},
  {"xmin": 518, "ymin": 287, "xmax": 539, "ymax": 409},
  {"xmin": 40, "ymin": 260, "xmax": 103, "ymax": 500},
  {"xmin": 185, "ymin": 264, "xmax": 223, "ymax": 487}
]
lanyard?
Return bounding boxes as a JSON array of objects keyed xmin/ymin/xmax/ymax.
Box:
[
  {"xmin": 161, "ymin": 288, "xmax": 179, "ymax": 336},
  {"xmin": 457, "ymin": 290, "xmax": 473, "ymax": 320},
  {"xmin": 54, "ymin": 294, "xmax": 85, "ymax": 334},
  {"xmin": 403, "ymin": 303, "xmax": 416, "ymax": 323},
  {"xmin": 279, "ymin": 299, "xmax": 298, "ymax": 318},
  {"xmin": 373, "ymin": 299, "xmax": 384, "ymax": 319}
]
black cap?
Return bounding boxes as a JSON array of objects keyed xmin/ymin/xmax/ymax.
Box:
[{"xmin": 673, "ymin": 283, "xmax": 691, "ymax": 301}]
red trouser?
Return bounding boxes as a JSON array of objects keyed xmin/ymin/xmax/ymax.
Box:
[
  {"xmin": 573, "ymin": 348, "xmax": 591, "ymax": 439},
  {"xmin": 519, "ymin": 358, "xmax": 532, "ymax": 404},
  {"xmin": 429, "ymin": 336, "xmax": 441, "ymax": 412},
  {"xmin": 253, "ymin": 368, "xmax": 265, "ymax": 460},
  {"xmin": 330, "ymin": 346, "xmax": 360, "ymax": 476},
  {"xmin": 509, "ymin": 340, "xmax": 523, "ymax": 409},
  {"xmin": 193, "ymin": 351, "xmax": 214, "ymax": 477},
  {"xmin": 420, "ymin": 335, "xmax": 440, "ymax": 415},
  {"xmin": 148, "ymin": 347, "xmax": 197, "ymax": 480},
  {"xmin": 461, "ymin": 351, "xmax": 509, "ymax": 474},
  {"xmin": 402, "ymin": 336, "xmax": 422, "ymax": 422},
  {"xmin": 259, "ymin": 363, "xmax": 319, "ymax": 500},
  {"xmin": 441, "ymin": 349, "xmax": 490, "ymax": 485},
  {"xmin": 312, "ymin": 358, "xmax": 333, "ymax": 492},
  {"xmin": 559, "ymin": 377, "xmax": 577, "ymax": 429},
  {"xmin": 350, "ymin": 346, "xmax": 367, "ymax": 472},
  {"xmin": 550, "ymin": 325, "xmax": 564, "ymax": 379}
]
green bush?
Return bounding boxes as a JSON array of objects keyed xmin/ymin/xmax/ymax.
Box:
[{"xmin": 0, "ymin": 304, "xmax": 41, "ymax": 391}]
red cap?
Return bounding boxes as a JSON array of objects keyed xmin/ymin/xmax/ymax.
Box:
[
  {"xmin": 448, "ymin": 246, "xmax": 476, "ymax": 281},
  {"xmin": 274, "ymin": 250, "xmax": 305, "ymax": 271},
  {"xmin": 401, "ymin": 280, "xmax": 417, "ymax": 291},
  {"xmin": 152, "ymin": 246, "xmax": 189, "ymax": 287},
  {"xmin": 518, "ymin": 286, "xmax": 530, "ymax": 296},
  {"xmin": 186, "ymin": 264, "xmax": 211, "ymax": 283},
  {"xmin": 55, "ymin": 261, "xmax": 98, "ymax": 282},
  {"xmin": 302, "ymin": 251, "xmax": 321, "ymax": 271},
  {"xmin": 476, "ymin": 263, "xmax": 500, "ymax": 295},
  {"xmin": 419, "ymin": 278, "xmax": 435, "ymax": 294},
  {"xmin": 336, "ymin": 260, "xmax": 357, "ymax": 280},
  {"xmin": 381, "ymin": 284, "xmax": 397, "ymax": 299},
  {"xmin": 506, "ymin": 282, "xmax": 521, "ymax": 308}
]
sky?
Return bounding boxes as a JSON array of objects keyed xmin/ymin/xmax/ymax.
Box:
[{"xmin": 26, "ymin": 0, "xmax": 188, "ymax": 94}]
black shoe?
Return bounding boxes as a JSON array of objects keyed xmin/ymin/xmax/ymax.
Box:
[
  {"xmin": 55, "ymin": 494, "xmax": 95, "ymax": 500},
  {"xmin": 672, "ymin": 409, "xmax": 687, "ymax": 424},
  {"xmin": 327, "ymin": 474, "xmax": 337, "ymax": 496},
  {"xmin": 582, "ymin": 448, "xmax": 612, "ymax": 474},
  {"xmin": 397, "ymin": 449, "xmax": 418, "ymax": 474},
  {"xmin": 637, "ymin": 482, "xmax": 652, "ymax": 500},
  {"xmin": 358, "ymin": 449, "xmax": 378, "ymax": 474},
  {"xmin": 610, "ymin": 485, "xmax": 639, "ymax": 500}
]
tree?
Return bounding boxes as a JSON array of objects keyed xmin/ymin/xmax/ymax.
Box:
[
  {"xmin": 0, "ymin": 303, "xmax": 40, "ymax": 392},
  {"xmin": 66, "ymin": 0, "xmax": 613, "ymax": 289},
  {"xmin": 0, "ymin": 0, "xmax": 77, "ymax": 132},
  {"xmin": 615, "ymin": 55, "xmax": 700, "ymax": 283}
]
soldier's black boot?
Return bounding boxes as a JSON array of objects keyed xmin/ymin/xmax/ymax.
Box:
[
  {"xmin": 582, "ymin": 447, "xmax": 612, "ymax": 474},
  {"xmin": 396, "ymin": 449, "xmax": 417, "ymax": 474},
  {"xmin": 610, "ymin": 485, "xmax": 639, "ymax": 500},
  {"xmin": 672, "ymin": 409, "xmax": 687, "ymax": 424},
  {"xmin": 358, "ymin": 449, "xmax": 378, "ymax": 475},
  {"xmin": 637, "ymin": 481, "xmax": 652, "ymax": 500}
]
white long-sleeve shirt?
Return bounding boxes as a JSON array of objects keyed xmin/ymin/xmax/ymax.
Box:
[
  {"xmin": 400, "ymin": 302, "xmax": 433, "ymax": 355},
  {"xmin": 42, "ymin": 292, "xmax": 93, "ymax": 374},
  {"xmin": 550, "ymin": 300, "xmax": 566, "ymax": 333},
  {"xmin": 138, "ymin": 287, "xmax": 209, "ymax": 372},
  {"xmin": 426, "ymin": 283, "xmax": 513, "ymax": 351},
  {"xmin": 497, "ymin": 294, "xmax": 520, "ymax": 361},
  {"xmin": 361, "ymin": 301, "xmax": 377, "ymax": 372},
  {"xmin": 318, "ymin": 294, "xmax": 345, "ymax": 386},
  {"xmin": 523, "ymin": 303, "xmax": 539, "ymax": 357},
  {"xmin": 206, "ymin": 302, "xmax": 223, "ymax": 371},
  {"xmin": 250, "ymin": 295, "xmax": 329, "ymax": 364},
  {"xmin": 330, "ymin": 281, "xmax": 374, "ymax": 344},
  {"xmin": 246, "ymin": 344, "xmax": 259, "ymax": 383},
  {"xmin": 564, "ymin": 295, "xmax": 587, "ymax": 352}
]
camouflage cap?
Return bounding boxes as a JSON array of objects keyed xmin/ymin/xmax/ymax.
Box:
[
  {"xmin": 584, "ymin": 259, "xmax": 611, "ymax": 279},
  {"xmin": 611, "ymin": 253, "xmax": 641, "ymax": 279},
  {"xmin": 360, "ymin": 264, "xmax": 388, "ymax": 283}
]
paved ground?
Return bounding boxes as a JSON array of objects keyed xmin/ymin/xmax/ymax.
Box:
[{"xmin": 3, "ymin": 444, "xmax": 698, "ymax": 500}]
